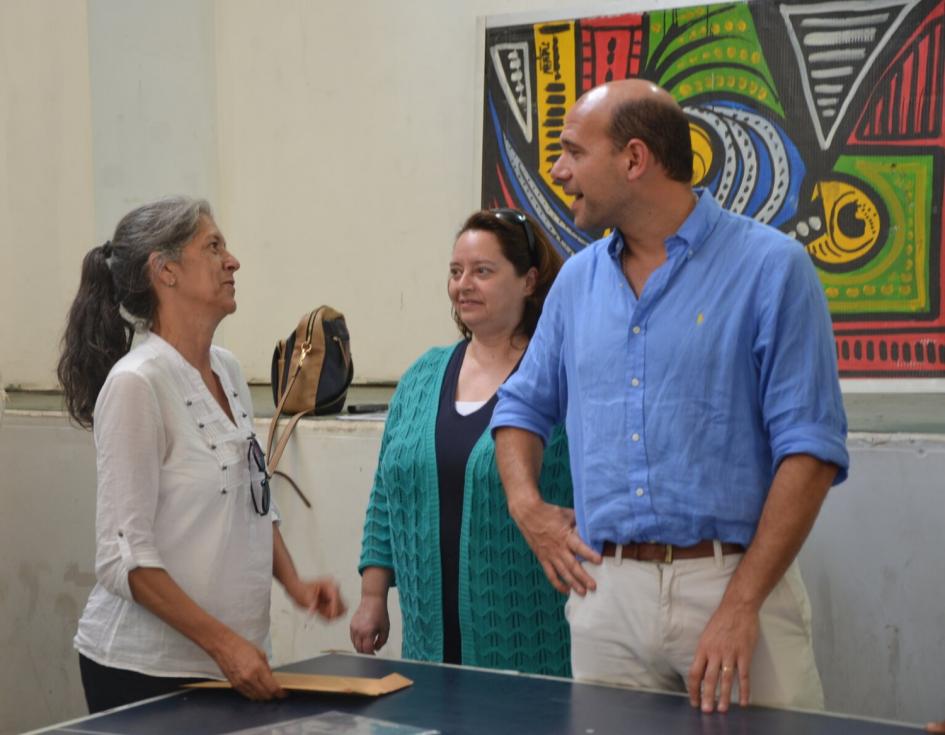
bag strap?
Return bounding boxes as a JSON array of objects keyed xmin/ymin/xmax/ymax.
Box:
[
  {"xmin": 266, "ymin": 306, "xmax": 327, "ymax": 465},
  {"xmin": 266, "ymin": 347, "xmax": 308, "ymax": 466},
  {"xmin": 265, "ymin": 307, "xmax": 334, "ymax": 509},
  {"xmin": 267, "ymin": 408, "xmax": 308, "ymax": 476},
  {"xmin": 271, "ymin": 469, "xmax": 312, "ymax": 508}
]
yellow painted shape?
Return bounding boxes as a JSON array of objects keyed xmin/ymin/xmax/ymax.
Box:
[
  {"xmin": 806, "ymin": 179, "xmax": 882, "ymax": 266},
  {"xmin": 696, "ymin": 312, "xmax": 705, "ymax": 325},
  {"xmin": 819, "ymin": 159, "xmax": 929, "ymax": 314},
  {"xmin": 534, "ymin": 21, "xmax": 576, "ymax": 206},
  {"xmin": 690, "ymin": 122, "xmax": 713, "ymax": 185}
]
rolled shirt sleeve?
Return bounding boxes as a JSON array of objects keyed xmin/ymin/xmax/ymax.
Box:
[
  {"xmin": 491, "ymin": 266, "xmax": 570, "ymax": 443},
  {"xmin": 93, "ymin": 371, "xmax": 167, "ymax": 600},
  {"xmin": 755, "ymin": 243, "xmax": 849, "ymax": 483}
]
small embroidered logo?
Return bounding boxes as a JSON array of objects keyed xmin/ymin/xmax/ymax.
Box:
[{"xmin": 696, "ymin": 312, "xmax": 705, "ymax": 325}]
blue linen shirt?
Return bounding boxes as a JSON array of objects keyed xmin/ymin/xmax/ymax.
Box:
[{"xmin": 491, "ymin": 190, "xmax": 849, "ymax": 551}]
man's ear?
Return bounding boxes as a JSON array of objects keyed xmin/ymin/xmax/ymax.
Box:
[{"xmin": 622, "ymin": 138, "xmax": 650, "ymax": 182}]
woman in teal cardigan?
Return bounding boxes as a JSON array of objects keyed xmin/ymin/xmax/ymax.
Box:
[{"xmin": 350, "ymin": 209, "xmax": 572, "ymax": 676}]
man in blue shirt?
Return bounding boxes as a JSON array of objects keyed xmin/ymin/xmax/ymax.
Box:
[{"xmin": 491, "ymin": 80, "xmax": 848, "ymax": 714}]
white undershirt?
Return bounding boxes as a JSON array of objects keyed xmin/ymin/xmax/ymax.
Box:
[
  {"xmin": 74, "ymin": 333, "xmax": 279, "ymax": 678},
  {"xmin": 455, "ymin": 399, "xmax": 488, "ymax": 416}
]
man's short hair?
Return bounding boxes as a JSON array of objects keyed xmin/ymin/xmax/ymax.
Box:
[{"xmin": 608, "ymin": 97, "xmax": 694, "ymax": 183}]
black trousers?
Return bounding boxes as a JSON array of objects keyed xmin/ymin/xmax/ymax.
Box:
[{"xmin": 78, "ymin": 653, "xmax": 205, "ymax": 714}]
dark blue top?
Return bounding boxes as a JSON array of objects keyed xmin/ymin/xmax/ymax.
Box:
[{"xmin": 435, "ymin": 340, "xmax": 497, "ymax": 664}]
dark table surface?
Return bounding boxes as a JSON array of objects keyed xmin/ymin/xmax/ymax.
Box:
[{"xmin": 32, "ymin": 652, "xmax": 920, "ymax": 735}]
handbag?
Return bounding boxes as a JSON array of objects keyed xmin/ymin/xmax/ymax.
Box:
[{"xmin": 266, "ymin": 306, "xmax": 353, "ymax": 502}]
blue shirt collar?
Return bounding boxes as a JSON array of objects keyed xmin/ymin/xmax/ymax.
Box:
[
  {"xmin": 674, "ymin": 188, "xmax": 722, "ymax": 255},
  {"xmin": 606, "ymin": 188, "xmax": 722, "ymax": 260}
]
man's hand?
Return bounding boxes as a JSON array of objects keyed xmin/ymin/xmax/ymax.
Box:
[
  {"xmin": 684, "ymin": 455, "xmax": 837, "ymax": 714},
  {"xmin": 349, "ymin": 594, "xmax": 390, "ymax": 654},
  {"xmin": 927, "ymin": 720, "xmax": 945, "ymax": 732},
  {"xmin": 495, "ymin": 426, "xmax": 602, "ymax": 595},
  {"xmin": 288, "ymin": 576, "xmax": 346, "ymax": 620},
  {"xmin": 210, "ymin": 631, "xmax": 285, "ymax": 701},
  {"xmin": 687, "ymin": 600, "xmax": 759, "ymax": 713},
  {"xmin": 511, "ymin": 497, "xmax": 602, "ymax": 595}
]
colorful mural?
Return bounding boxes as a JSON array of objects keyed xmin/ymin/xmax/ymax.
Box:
[{"xmin": 481, "ymin": 0, "xmax": 945, "ymax": 377}]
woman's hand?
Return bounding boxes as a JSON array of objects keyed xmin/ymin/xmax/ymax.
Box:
[
  {"xmin": 209, "ymin": 630, "xmax": 285, "ymax": 701},
  {"xmin": 127, "ymin": 567, "xmax": 283, "ymax": 701},
  {"xmin": 287, "ymin": 576, "xmax": 346, "ymax": 620},
  {"xmin": 272, "ymin": 528, "xmax": 346, "ymax": 620},
  {"xmin": 349, "ymin": 594, "xmax": 390, "ymax": 654}
]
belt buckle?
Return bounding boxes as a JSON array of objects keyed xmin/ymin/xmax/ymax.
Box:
[{"xmin": 663, "ymin": 544, "xmax": 673, "ymax": 564}]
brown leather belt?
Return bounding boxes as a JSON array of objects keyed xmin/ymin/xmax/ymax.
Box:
[{"xmin": 601, "ymin": 540, "xmax": 744, "ymax": 564}]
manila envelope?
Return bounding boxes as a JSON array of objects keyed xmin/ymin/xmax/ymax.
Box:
[{"xmin": 187, "ymin": 672, "xmax": 413, "ymax": 697}]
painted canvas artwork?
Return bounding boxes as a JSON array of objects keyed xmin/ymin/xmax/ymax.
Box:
[{"xmin": 481, "ymin": 0, "xmax": 945, "ymax": 377}]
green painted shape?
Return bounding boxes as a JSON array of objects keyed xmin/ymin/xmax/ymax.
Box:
[
  {"xmin": 818, "ymin": 155, "xmax": 934, "ymax": 316},
  {"xmin": 646, "ymin": 3, "xmax": 782, "ymax": 116}
]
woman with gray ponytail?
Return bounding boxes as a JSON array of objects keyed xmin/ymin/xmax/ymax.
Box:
[{"xmin": 60, "ymin": 197, "xmax": 345, "ymax": 713}]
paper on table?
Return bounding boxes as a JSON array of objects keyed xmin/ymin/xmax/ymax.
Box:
[
  {"xmin": 224, "ymin": 710, "xmax": 438, "ymax": 735},
  {"xmin": 187, "ymin": 672, "xmax": 413, "ymax": 697}
]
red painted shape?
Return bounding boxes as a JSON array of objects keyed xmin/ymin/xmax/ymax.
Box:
[
  {"xmin": 888, "ymin": 73, "xmax": 898, "ymax": 133},
  {"xmin": 579, "ymin": 14, "xmax": 644, "ymax": 92},
  {"xmin": 930, "ymin": 27, "xmax": 942, "ymax": 131},
  {"xmin": 835, "ymin": 334, "xmax": 945, "ymax": 375},
  {"xmin": 914, "ymin": 35, "xmax": 929, "ymax": 133},
  {"xmin": 899, "ymin": 52, "xmax": 914, "ymax": 134},
  {"xmin": 495, "ymin": 163, "xmax": 517, "ymax": 208},
  {"xmin": 849, "ymin": 4, "xmax": 944, "ymax": 146}
]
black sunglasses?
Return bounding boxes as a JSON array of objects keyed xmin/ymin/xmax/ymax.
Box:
[
  {"xmin": 247, "ymin": 435, "xmax": 271, "ymax": 516},
  {"xmin": 492, "ymin": 208, "xmax": 538, "ymax": 264}
]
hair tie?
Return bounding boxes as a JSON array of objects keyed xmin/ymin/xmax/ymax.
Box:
[{"xmin": 101, "ymin": 240, "xmax": 113, "ymax": 258}]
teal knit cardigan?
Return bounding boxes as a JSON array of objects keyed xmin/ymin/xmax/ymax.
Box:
[{"xmin": 359, "ymin": 345, "xmax": 572, "ymax": 676}]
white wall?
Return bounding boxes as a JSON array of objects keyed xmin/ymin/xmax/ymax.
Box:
[
  {"xmin": 0, "ymin": 413, "xmax": 401, "ymax": 735},
  {"xmin": 0, "ymin": 1, "xmax": 95, "ymax": 390},
  {"xmin": 0, "ymin": 0, "xmax": 711, "ymax": 389},
  {"xmin": 1, "ymin": 414, "xmax": 943, "ymax": 733},
  {"xmin": 0, "ymin": 415, "xmax": 99, "ymax": 735},
  {"xmin": 87, "ymin": 0, "xmax": 219, "ymax": 244},
  {"xmin": 799, "ymin": 435, "xmax": 945, "ymax": 723}
]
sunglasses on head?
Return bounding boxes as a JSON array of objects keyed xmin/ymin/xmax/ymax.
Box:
[{"xmin": 492, "ymin": 208, "xmax": 538, "ymax": 264}]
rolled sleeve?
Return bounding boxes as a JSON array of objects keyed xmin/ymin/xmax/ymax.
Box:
[
  {"xmin": 756, "ymin": 244, "xmax": 849, "ymax": 485},
  {"xmin": 770, "ymin": 423, "xmax": 849, "ymax": 483},
  {"xmin": 491, "ymin": 272, "xmax": 568, "ymax": 443},
  {"xmin": 93, "ymin": 372, "xmax": 167, "ymax": 600}
]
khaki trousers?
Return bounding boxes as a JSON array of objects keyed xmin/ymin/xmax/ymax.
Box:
[{"xmin": 567, "ymin": 552, "xmax": 824, "ymax": 709}]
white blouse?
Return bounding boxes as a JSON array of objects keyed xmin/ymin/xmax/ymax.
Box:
[{"xmin": 74, "ymin": 333, "xmax": 279, "ymax": 678}]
